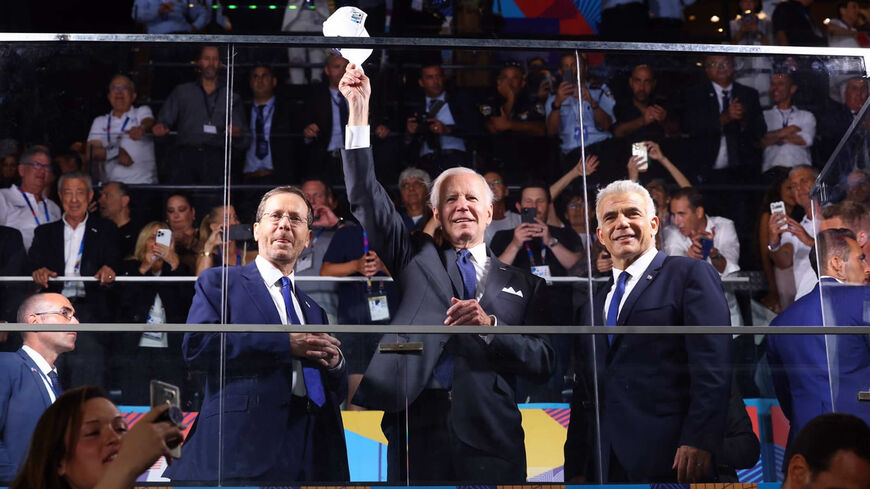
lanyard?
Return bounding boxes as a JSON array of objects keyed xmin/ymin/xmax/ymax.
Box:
[
  {"xmin": 777, "ymin": 107, "xmax": 794, "ymax": 128},
  {"xmin": 106, "ymin": 114, "xmax": 130, "ymax": 144},
  {"xmin": 310, "ymin": 228, "xmax": 326, "ymax": 247},
  {"xmin": 362, "ymin": 229, "xmax": 372, "ymax": 292},
  {"xmin": 201, "ymin": 85, "xmax": 218, "ymax": 123},
  {"xmin": 72, "ymin": 233, "xmax": 86, "ymax": 275},
  {"xmin": 20, "ymin": 188, "xmax": 50, "ymax": 225},
  {"xmin": 524, "ymin": 242, "xmax": 547, "ymax": 266}
]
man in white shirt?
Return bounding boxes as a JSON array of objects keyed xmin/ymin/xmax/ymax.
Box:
[
  {"xmin": 761, "ymin": 72, "xmax": 816, "ymax": 173},
  {"xmin": 483, "ymin": 170, "xmax": 520, "ymax": 244},
  {"xmin": 0, "ymin": 293, "xmax": 77, "ymax": 481},
  {"xmin": 0, "ymin": 145, "xmax": 62, "ymax": 250},
  {"xmin": 768, "ymin": 165, "xmax": 819, "ymax": 300},
  {"xmin": 86, "ymin": 75, "xmax": 157, "ymax": 184},
  {"xmin": 662, "ymin": 187, "xmax": 742, "ymax": 325}
]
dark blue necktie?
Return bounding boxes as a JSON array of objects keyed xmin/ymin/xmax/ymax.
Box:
[
  {"xmin": 255, "ymin": 104, "xmax": 269, "ymax": 159},
  {"xmin": 280, "ymin": 277, "xmax": 326, "ymax": 407},
  {"xmin": 47, "ymin": 370, "xmax": 62, "ymax": 398},
  {"xmin": 721, "ymin": 89, "xmax": 730, "ymax": 114},
  {"xmin": 606, "ymin": 271, "xmax": 630, "ymax": 344},
  {"xmin": 335, "ymin": 93, "xmax": 348, "ymax": 140},
  {"xmin": 432, "ymin": 250, "xmax": 478, "ymax": 389}
]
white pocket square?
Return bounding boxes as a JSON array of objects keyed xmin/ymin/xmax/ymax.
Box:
[{"xmin": 501, "ymin": 286, "xmax": 523, "ymax": 298}]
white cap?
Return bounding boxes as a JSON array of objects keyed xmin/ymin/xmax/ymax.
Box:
[{"xmin": 322, "ymin": 6, "xmax": 374, "ymax": 68}]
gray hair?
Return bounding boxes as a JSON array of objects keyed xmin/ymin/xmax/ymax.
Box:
[
  {"xmin": 57, "ymin": 171, "xmax": 92, "ymax": 194},
  {"xmin": 18, "ymin": 145, "xmax": 51, "ymax": 166},
  {"xmin": 17, "ymin": 293, "xmax": 52, "ymax": 323},
  {"xmin": 595, "ymin": 180, "xmax": 657, "ymax": 223},
  {"xmin": 398, "ymin": 167, "xmax": 431, "ymax": 189},
  {"xmin": 429, "ymin": 167, "xmax": 494, "ymax": 209},
  {"xmin": 255, "ymin": 186, "xmax": 314, "ymax": 227},
  {"xmin": 789, "ymin": 164, "xmax": 819, "ymax": 178}
]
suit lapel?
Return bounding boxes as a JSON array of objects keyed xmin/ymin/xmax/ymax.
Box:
[
  {"xmin": 18, "ymin": 349, "xmax": 52, "ymax": 408},
  {"xmin": 617, "ymin": 251, "xmax": 666, "ymax": 326},
  {"xmin": 296, "ymin": 289, "xmax": 324, "ymax": 325},
  {"xmin": 51, "ymin": 221, "xmax": 65, "ymax": 273},
  {"xmin": 441, "ymin": 247, "xmax": 465, "ymax": 300},
  {"xmin": 82, "ymin": 215, "xmax": 100, "ymax": 273},
  {"xmin": 478, "ymin": 250, "xmax": 511, "ymax": 311},
  {"xmin": 240, "ymin": 263, "xmax": 282, "ymax": 324}
]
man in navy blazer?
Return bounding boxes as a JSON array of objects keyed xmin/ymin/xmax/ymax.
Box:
[
  {"xmin": 163, "ymin": 187, "xmax": 348, "ymax": 483},
  {"xmin": 768, "ymin": 228, "xmax": 870, "ymax": 448},
  {"xmin": 339, "ymin": 64, "xmax": 555, "ymax": 484},
  {"xmin": 0, "ymin": 293, "xmax": 78, "ymax": 481},
  {"xmin": 565, "ymin": 180, "xmax": 732, "ymax": 484}
]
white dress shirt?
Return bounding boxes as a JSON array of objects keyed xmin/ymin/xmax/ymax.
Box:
[
  {"xmin": 782, "ymin": 215, "xmax": 818, "ymax": 300},
  {"xmin": 604, "ymin": 246, "xmax": 658, "ymax": 323},
  {"xmin": 61, "ymin": 214, "xmax": 88, "ymax": 299},
  {"xmin": 21, "ymin": 345, "xmax": 59, "ymax": 403},
  {"xmin": 661, "ymin": 215, "xmax": 740, "ymax": 277},
  {"xmin": 762, "ymin": 105, "xmax": 815, "ymax": 172},
  {"xmin": 712, "ymin": 82, "xmax": 734, "ymax": 170},
  {"xmin": 0, "ymin": 184, "xmax": 62, "ymax": 250}
]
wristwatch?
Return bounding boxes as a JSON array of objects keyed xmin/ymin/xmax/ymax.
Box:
[
  {"xmin": 548, "ymin": 237, "xmax": 560, "ymax": 248},
  {"xmin": 551, "ymin": 102, "xmax": 561, "ymax": 111},
  {"xmin": 767, "ymin": 241, "xmax": 782, "ymax": 253}
]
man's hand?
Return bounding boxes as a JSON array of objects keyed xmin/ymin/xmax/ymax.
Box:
[
  {"xmin": 228, "ymin": 125, "xmax": 241, "ymax": 137},
  {"xmin": 290, "ymin": 332, "xmax": 342, "ymax": 368},
  {"xmin": 151, "ymin": 123, "xmax": 170, "ymax": 137},
  {"xmin": 649, "ymin": 104, "xmax": 667, "ymax": 122},
  {"xmin": 687, "ymin": 232, "xmax": 715, "ymax": 260},
  {"xmin": 356, "ymin": 251, "xmax": 385, "ymax": 278},
  {"xmin": 428, "ymin": 118, "xmax": 448, "ymax": 135},
  {"xmin": 118, "ymin": 148, "xmax": 134, "ymax": 167},
  {"xmin": 488, "ymin": 108, "xmax": 512, "ymax": 133},
  {"xmin": 574, "ymin": 154, "xmax": 599, "ymax": 177},
  {"xmin": 627, "ymin": 154, "xmax": 645, "ymax": 182},
  {"xmin": 157, "ymin": 1, "xmax": 175, "ymax": 14},
  {"xmin": 303, "ymin": 123, "xmax": 320, "ymax": 139},
  {"xmin": 95, "ymin": 266, "xmax": 116, "ymax": 285},
  {"xmin": 768, "ymin": 212, "xmax": 787, "ymax": 244},
  {"xmin": 672, "ymin": 445, "xmax": 711, "ymax": 483},
  {"xmin": 783, "ymin": 215, "xmax": 814, "ymax": 246},
  {"xmin": 32, "ymin": 267, "xmax": 57, "ymax": 289},
  {"xmin": 554, "ymin": 81, "xmax": 576, "ymax": 106},
  {"xmin": 725, "ymin": 97, "xmax": 745, "ymax": 123},
  {"xmin": 642, "ymin": 105, "xmax": 659, "ymax": 125},
  {"xmin": 596, "ymin": 250, "xmax": 613, "ymax": 273},
  {"xmin": 338, "ymin": 63, "xmax": 371, "ymax": 125},
  {"xmin": 126, "ymin": 126, "xmax": 145, "ymax": 140},
  {"xmin": 445, "ymin": 297, "xmax": 493, "ymax": 326},
  {"xmin": 510, "ymin": 222, "xmax": 537, "ymax": 248},
  {"xmin": 311, "ymin": 204, "xmax": 339, "ymax": 228}
]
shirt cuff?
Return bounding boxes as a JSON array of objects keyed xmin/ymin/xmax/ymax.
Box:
[
  {"xmin": 345, "ymin": 125, "xmax": 370, "ymax": 149},
  {"xmin": 479, "ymin": 315, "xmax": 497, "ymax": 344},
  {"xmin": 328, "ymin": 347, "xmax": 345, "ymax": 373}
]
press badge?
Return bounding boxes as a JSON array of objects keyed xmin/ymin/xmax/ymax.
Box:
[
  {"xmin": 203, "ymin": 124, "xmax": 218, "ymax": 134},
  {"xmin": 531, "ymin": 265, "xmax": 552, "ymax": 284},
  {"xmin": 296, "ymin": 251, "xmax": 313, "ymax": 273},
  {"xmin": 104, "ymin": 144, "xmax": 120, "ymax": 161},
  {"xmin": 368, "ymin": 293, "xmax": 390, "ymax": 322},
  {"xmin": 573, "ymin": 125, "xmax": 581, "ymax": 141}
]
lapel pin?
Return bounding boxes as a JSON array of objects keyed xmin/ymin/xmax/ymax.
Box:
[{"xmin": 647, "ymin": 275, "xmax": 653, "ymax": 280}]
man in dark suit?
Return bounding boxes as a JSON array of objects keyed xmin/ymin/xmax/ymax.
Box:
[
  {"xmin": 767, "ymin": 228, "xmax": 870, "ymax": 448},
  {"xmin": 340, "ymin": 64, "xmax": 555, "ymax": 483},
  {"xmin": 163, "ymin": 186, "xmax": 348, "ymax": 483},
  {"xmin": 28, "ymin": 172, "xmax": 120, "ymax": 389},
  {"xmin": 300, "ymin": 53, "xmax": 350, "ymax": 185},
  {"xmin": 244, "ymin": 64, "xmax": 294, "ymax": 186},
  {"xmin": 681, "ymin": 55, "xmax": 766, "ymax": 185},
  {"xmin": 0, "ymin": 292, "xmax": 77, "ymax": 481},
  {"xmin": 0, "ymin": 226, "xmax": 27, "ymax": 326},
  {"xmin": 565, "ymin": 179, "xmax": 732, "ymax": 483}
]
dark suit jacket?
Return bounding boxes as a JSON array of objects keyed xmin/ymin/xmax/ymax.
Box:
[
  {"xmin": 0, "ymin": 349, "xmax": 54, "ymax": 481},
  {"xmin": 681, "ymin": 81, "xmax": 766, "ymax": 183},
  {"xmin": 0, "ymin": 226, "xmax": 27, "ymax": 323},
  {"xmin": 249, "ymin": 96, "xmax": 295, "ymax": 183},
  {"xmin": 163, "ymin": 263, "xmax": 349, "ymax": 482},
  {"xmin": 28, "ymin": 214, "xmax": 121, "ymax": 320},
  {"xmin": 767, "ymin": 279, "xmax": 870, "ymax": 446},
  {"xmin": 300, "ymin": 84, "xmax": 338, "ymax": 170},
  {"xmin": 565, "ymin": 252, "xmax": 732, "ymax": 482},
  {"xmin": 404, "ymin": 90, "xmax": 482, "ymax": 158},
  {"xmin": 344, "ymin": 147, "xmax": 555, "ymax": 460}
]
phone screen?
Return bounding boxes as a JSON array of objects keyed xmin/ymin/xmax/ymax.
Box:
[
  {"xmin": 521, "ymin": 207, "xmax": 537, "ymax": 224},
  {"xmin": 150, "ymin": 380, "xmax": 182, "ymax": 459}
]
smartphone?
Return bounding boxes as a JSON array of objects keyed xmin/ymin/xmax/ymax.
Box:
[
  {"xmin": 155, "ymin": 229, "xmax": 172, "ymax": 247},
  {"xmin": 770, "ymin": 201, "xmax": 788, "ymax": 230},
  {"xmin": 631, "ymin": 142, "xmax": 649, "ymax": 172},
  {"xmin": 150, "ymin": 380, "xmax": 183, "ymax": 459},
  {"xmin": 699, "ymin": 237, "xmax": 714, "ymax": 260},
  {"xmin": 521, "ymin": 207, "xmax": 537, "ymax": 224}
]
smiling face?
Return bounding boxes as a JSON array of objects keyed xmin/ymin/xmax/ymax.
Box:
[
  {"xmin": 790, "ymin": 168, "xmax": 816, "ymax": 212},
  {"xmin": 705, "ymin": 55, "xmax": 735, "ymax": 88},
  {"xmin": 60, "ymin": 177, "xmax": 93, "ymax": 222},
  {"xmin": 597, "ymin": 191, "xmax": 659, "ymax": 269},
  {"xmin": 58, "ymin": 397, "xmax": 127, "ymax": 489},
  {"xmin": 400, "ymin": 177, "xmax": 427, "ymax": 209},
  {"xmin": 253, "ymin": 192, "xmax": 312, "ymax": 269},
  {"xmin": 770, "ymin": 73, "xmax": 797, "ymax": 107},
  {"xmin": 107, "ymin": 76, "xmax": 135, "ymax": 115},
  {"xmin": 433, "ymin": 173, "xmax": 493, "ymax": 248}
]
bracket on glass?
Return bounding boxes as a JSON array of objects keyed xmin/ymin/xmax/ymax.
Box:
[
  {"xmin": 858, "ymin": 391, "xmax": 870, "ymax": 402},
  {"xmin": 379, "ymin": 342, "xmax": 423, "ymax": 354}
]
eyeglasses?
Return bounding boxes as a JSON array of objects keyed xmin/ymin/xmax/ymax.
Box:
[
  {"xmin": 22, "ymin": 161, "xmax": 51, "ymax": 171},
  {"xmin": 706, "ymin": 61, "xmax": 733, "ymax": 69},
  {"xmin": 567, "ymin": 202, "xmax": 585, "ymax": 209},
  {"xmin": 109, "ymin": 85, "xmax": 132, "ymax": 93},
  {"xmin": 33, "ymin": 307, "xmax": 76, "ymax": 321},
  {"xmin": 487, "ymin": 179, "xmax": 501, "ymax": 186},
  {"xmin": 262, "ymin": 212, "xmax": 308, "ymax": 227}
]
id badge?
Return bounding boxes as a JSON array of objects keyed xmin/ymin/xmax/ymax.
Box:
[
  {"xmin": 531, "ymin": 265, "xmax": 553, "ymax": 284},
  {"xmin": 139, "ymin": 332, "xmax": 168, "ymax": 348},
  {"xmin": 105, "ymin": 144, "xmax": 120, "ymax": 161},
  {"xmin": 203, "ymin": 124, "xmax": 218, "ymax": 134},
  {"xmin": 368, "ymin": 294, "xmax": 390, "ymax": 322},
  {"xmin": 296, "ymin": 251, "xmax": 313, "ymax": 273},
  {"xmin": 573, "ymin": 125, "xmax": 581, "ymax": 142}
]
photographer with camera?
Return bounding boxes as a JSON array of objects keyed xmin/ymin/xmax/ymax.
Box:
[{"xmin": 405, "ymin": 62, "xmax": 481, "ymax": 177}]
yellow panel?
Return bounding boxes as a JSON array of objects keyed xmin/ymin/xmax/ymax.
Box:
[
  {"xmin": 341, "ymin": 410, "xmax": 388, "ymax": 444},
  {"xmin": 521, "ymin": 409, "xmax": 567, "ymax": 478}
]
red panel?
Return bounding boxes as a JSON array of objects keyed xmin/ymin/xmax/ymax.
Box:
[
  {"xmin": 771, "ymin": 405, "xmax": 791, "ymax": 448},
  {"xmin": 745, "ymin": 405, "xmax": 760, "ymax": 438},
  {"xmin": 514, "ymin": 0, "xmax": 554, "ymax": 18},
  {"xmin": 542, "ymin": 0, "xmax": 582, "ymax": 18},
  {"xmin": 559, "ymin": 16, "xmax": 594, "ymax": 36}
]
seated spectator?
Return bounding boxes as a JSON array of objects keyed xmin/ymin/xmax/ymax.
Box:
[
  {"xmin": 244, "ymin": 64, "xmax": 294, "ymax": 186},
  {"xmin": 779, "ymin": 414, "xmax": 870, "ymax": 489},
  {"xmin": 0, "ymin": 293, "xmax": 78, "ymax": 481},
  {"xmin": 195, "ymin": 204, "xmax": 253, "ymax": 276},
  {"xmin": 481, "ymin": 63, "xmax": 547, "ymax": 181},
  {"xmin": 827, "ymin": 0, "xmax": 865, "ymax": 47},
  {"xmin": 321, "ymin": 223, "xmax": 396, "ymax": 410},
  {"xmin": 165, "ymin": 192, "xmax": 199, "ymax": 272},
  {"xmin": 773, "ymin": 0, "xmax": 826, "ymax": 46},
  {"xmin": 132, "ymin": 0, "xmax": 210, "ymax": 33},
  {"xmin": 0, "ymin": 226, "xmax": 27, "ymax": 323},
  {"xmin": 768, "ymin": 229, "xmax": 870, "ymax": 446},
  {"xmin": 730, "ymin": 0, "xmax": 774, "ymax": 106},
  {"xmin": 29, "ymin": 172, "xmax": 120, "ymax": 389},
  {"xmin": 86, "ymin": 75, "xmax": 157, "ymax": 185},
  {"xmin": 757, "ymin": 167, "xmax": 798, "ymax": 313},
  {"xmin": 152, "ymin": 46, "xmax": 248, "ymax": 185},
  {"xmin": 612, "ymin": 64, "xmax": 672, "ymax": 142},
  {"xmin": 663, "ymin": 187, "xmax": 743, "ymax": 326},
  {"xmin": 397, "ymin": 167, "xmax": 431, "ymax": 233},
  {"xmin": 98, "ymin": 182, "xmax": 141, "ymax": 258},
  {"xmin": 816, "ymin": 77, "xmax": 868, "ymax": 164},
  {"xmin": 403, "ymin": 62, "xmax": 479, "ymax": 177},
  {"xmin": 761, "ymin": 72, "xmax": 816, "ymax": 173},
  {"xmin": 113, "ymin": 222, "xmax": 193, "ymax": 406},
  {"xmin": 0, "ymin": 145, "xmax": 62, "ymax": 250},
  {"xmin": 301, "ymin": 54, "xmax": 351, "ymax": 186},
  {"xmin": 846, "ymin": 169, "xmax": 870, "ymax": 205},
  {"xmin": 768, "ymin": 165, "xmax": 819, "ymax": 300},
  {"xmin": 546, "ymin": 52, "xmax": 616, "ymax": 178},
  {"xmin": 483, "ymin": 170, "xmax": 520, "ymax": 244},
  {"xmin": 10, "ymin": 386, "xmax": 183, "ymax": 489},
  {"xmin": 0, "ymin": 150, "xmax": 18, "ymax": 189}
]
